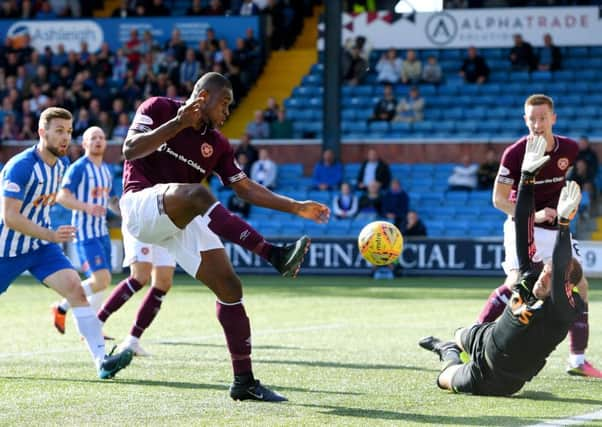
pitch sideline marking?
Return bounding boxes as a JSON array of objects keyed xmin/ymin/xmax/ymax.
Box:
[
  {"xmin": 526, "ymin": 409, "xmax": 602, "ymax": 426},
  {"xmin": 0, "ymin": 323, "xmax": 347, "ymax": 359}
]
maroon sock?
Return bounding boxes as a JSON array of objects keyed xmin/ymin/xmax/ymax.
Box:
[
  {"xmin": 476, "ymin": 284, "xmax": 512, "ymax": 323},
  {"xmin": 569, "ymin": 304, "xmax": 589, "ymax": 355},
  {"xmin": 207, "ymin": 203, "xmax": 273, "ymax": 260},
  {"xmin": 216, "ymin": 301, "xmax": 252, "ymax": 376},
  {"xmin": 98, "ymin": 277, "xmax": 143, "ymax": 322},
  {"xmin": 130, "ymin": 287, "xmax": 166, "ymax": 338}
]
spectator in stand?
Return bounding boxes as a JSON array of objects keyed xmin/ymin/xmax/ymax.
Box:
[
  {"xmin": 477, "ymin": 147, "xmax": 500, "ymax": 190},
  {"xmin": 357, "ymin": 181, "xmax": 383, "ymax": 220},
  {"xmin": 250, "ymin": 148, "xmax": 278, "ymax": 189},
  {"xmin": 537, "ymin": 33, "xmax": 562, "ymax": 72},
  {"xmin": 0, "ymin": 0, "xmax": 18, "ymax": 17},
  {"xmin": 227, "ymin": 193, "xmax": 251, "ymax": 218},
  {"xmin": 203, "ymin": 0, "xmax": 225, "ymax": 15},
  {"xmin": 380, "ymin": 178, "xmax": 409, "ymax": 231},
  {"xmin": 180, "ymin": 48, "xmax": 202, "ymax": 87},
  {"xmin": 405, "ymin": 210, "xmax": 427, "ymax": 236},
  {"xmin": 235, "ymin": 133, "xmax": 258, "ymax": 166},
  {"xmin": 1, "ymin": 114, "xmax": 18, "ymax": 141},
  {"xmin": 332, "ymin": 182, "xmax": 359, "ymax": 220},
  {"xmin": 164, "ymin": 28, "xmax": 187, "ymax": 63},
  {"xmin": 369, "ymin": 83, "xmax": 397, "ymax": 122},
  {"xmin": 576, "ymin": 136, "xmax": 598, "ymax": 183},
  {"xmin": 186, "ymin": 0, "xmax": 203, "ymax": 15},
  {"xmin": 357, "ymin": 148, "xmax": 391, "ymax": 191},
  {"xmin": 569, "ymin": 159, "xmax": 595, "ymax": 197},
  {"xmin": 245, "ymin": 110, "xmax": 270, "ymax": 139},
  {"xmin": 73, "ymin": 108, "xmax": 95, "ymax": 138},
  {"xmin": 394, "ymin": 86, "xmax": 425, "ymax": 123},
  {"xmin": 97, "ymin": 111, "xmax": 114, "ymax": 139},
  {"xmin": 509, "ymin": 33, "xmax": 536, "ymax": 71},
  {"xmin": 124, "ymin": 29, "xmax": 142, "ymax": 74},
  {"xmin": 422, "ymin": 55, "xmax": 443, "ymax": 85},
  {"xmin": 238, "ymin": 0, "xmax": 260, "ymax": 15},
  {"xmin": 235, "ymin": 152, "xmax": 252, "ymax": 177},
  {"xmin": 17, "ymin": 114, "xmax": 36, "ymax": 140},
  {"xmin": 263, "ymin": 97, "xmax": 279, "ymax": 123},
  {"xmin": 112, "ymin": 0, "xmax": 134, "ymax": 17},
  {"xmin": 448, "ymin": 154, "xmax": 478, "ymax": 191},
  {"xmin": 375, "ymin": 48, "xmax": 402, "ymax": 84},
  {"xmin": 269, "ymin": 109, "xmax": 293, "ymax": 139},
  {"xmin": 460, "ymin": 46, "xmax": 489, "ymax": 84},
  {"xmin": 312, "ymin": 149, "xmax": 343, "ymax": 191},
  {"xmin": 146, "ymin": 0, "xmax": 170, "ymax": 16},
  {"xmin": 342, "ymin": 40, "xmax": 368, "ymax": 85},
  {"xmin": 37, "ymin": 1, "xmax": 57, "ymax": 18},
  {"xmin": 401, "ymin": 49, "xmax": 422, "ymax": 85}
]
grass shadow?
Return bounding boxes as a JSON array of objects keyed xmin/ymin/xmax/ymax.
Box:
[
  {"xmin": 158, "ymin": 341, "xmax": 320, "ymax": 351},
  {"xmin": 253, "ymin": 358, "xmax": 437, "ymax": 373},
  {"xmin": 516, "ymin": 390, "xmax": 602, "ymax": 405},
  {"xmin": 294, "ymin": 403, "xmax": 537, "ymax": 424}
]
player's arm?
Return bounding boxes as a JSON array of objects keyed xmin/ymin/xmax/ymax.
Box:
[
  {"xmin": 56, "ymin": 188, "xmax": 106, "ymax": 217},
  {"xmin": 550, "ymin": 182, "xmax": 582, "ymax": 320},
  {"xmin": 123, "ymin": 96, "xmax": 206, "ymax": 161},
  {"xmin": 231, "ymin": 177, "xmax": 330, "ymax": 224},
  {"xmin": 2, "ymin": 197, "xmax": 75, "ymax": 243},
  {"xmin": 108, "ymin": 196, "xmax": 121, "ymax": 215},
  {"xmin": 492, "ymin": 179, "xmax": 515, "ymax": 216},
  {"xmin": 515, "ymin": 137, "xmax": 550, "ymax": 274}
]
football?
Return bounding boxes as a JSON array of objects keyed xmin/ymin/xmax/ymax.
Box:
[{"xmin": 357, "ymin": 221, "xmax": 404, "ymax": 266}]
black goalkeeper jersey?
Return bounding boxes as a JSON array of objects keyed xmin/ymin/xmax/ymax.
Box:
[{"xmin": 484, "ymin": 174, "xmax": 583, "ymax": 383}]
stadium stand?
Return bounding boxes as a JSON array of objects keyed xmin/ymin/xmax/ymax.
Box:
[{"xmin": 287, "ymin": 47, "xmax": 602, "ymax": 140}]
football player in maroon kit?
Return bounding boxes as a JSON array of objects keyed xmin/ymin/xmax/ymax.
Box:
[
  {"xmin": 119, "ymin": 72, "xmax": 330, "ymax": 401},
  {"xmin": 477, "ymin": 94, "xmax": 601, "ymax": 378}
]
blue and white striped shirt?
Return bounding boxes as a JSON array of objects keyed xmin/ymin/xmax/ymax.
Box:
[
  {"xmin": 0, "ymin": 146, "xmax": 68, "ymax": 257},
  {"xmin": 61, "ymin": 156, "xmax": 114, "ymax": 241}
]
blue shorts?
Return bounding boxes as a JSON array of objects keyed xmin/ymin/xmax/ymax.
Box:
[
  {"xmin": 0, "ymin": 244, "xmax": 74, "ymax": 295},
  {"xmin": 76, "ymin": 236, "xmax": 112, "ymax": 277}
]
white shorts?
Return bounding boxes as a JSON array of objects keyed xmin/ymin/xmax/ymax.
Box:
[
  {"xmin": 120, "ymin": 185, "xmax": 224, "ymax": 277},
  {"xmin": 502, "ymin": 217, "xmax": 581, "ymax": 275},
  {"xmin": 122, "ymin": 222, "xmax": 176, "ymax": 268}
]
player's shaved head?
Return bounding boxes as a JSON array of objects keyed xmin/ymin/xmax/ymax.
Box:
[
  {"xmin": 190, "ymin": 72, "xmax": 232, "ymax": 100},
  {"xmin": 82, "ymin": 126, "xmax": 104, "ymax": 142}
]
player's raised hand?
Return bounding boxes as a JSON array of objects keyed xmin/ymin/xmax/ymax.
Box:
[
  {"xmin": 522, "ymin": 135, "xmax": 550, "ymax": 174},
  {"xmin": 557, "ymin": 181, "xmax": 581, "ymax": 221},
  {"xmin": 52, "ymin": 225, "xmax": 77, "ymax": 243},
  {"xmin": 176, "ymin": 96, "xmax": 206, "ymax": 129},
  {"xmin": 296, "ymin": 201, "xmax": 330, "ymax": 224},
  {"xmin": 85, "ymin": 203, "xmax": 106, "ymax": 217}
]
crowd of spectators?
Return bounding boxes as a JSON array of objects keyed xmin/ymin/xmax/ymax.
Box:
[
  {"xmin": 0, "ymin": 23, "xmax": 264, "ymax": 141},
  {"xmin": 245, "ymin": 96, "xmax": 294, "ymax": 139}
]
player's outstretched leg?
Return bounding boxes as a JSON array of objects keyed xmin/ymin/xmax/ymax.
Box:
[{"xmin": 566, "ymin": 303, "xmax": 602, "ymax": 378}]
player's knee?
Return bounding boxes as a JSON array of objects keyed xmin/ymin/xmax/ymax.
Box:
[
  {"xmin": 65, "ymin": 281, "xmax": 87, "ymax": 305},
  {"xmin": 215, "ymin": 278, "xmax": 243, "ymax": 303}
]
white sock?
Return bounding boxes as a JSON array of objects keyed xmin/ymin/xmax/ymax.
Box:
[
  {"xmin": 58, "ymin": 299, "xmax": 71, "ymax": 312},
  {"xmin": 87, "ymin": 291, "xmax": 105, "ymax": 314},
  {"xmin": 82, "ymin": 280, "xmax": 94, "ymax": 297},
  {"xmin": 569, "ymin": 353, "xmax": 585, "ymax": 368},
  {"xmin": 72, "ymin": 306, "xmax": 106, "ymax": 369}
]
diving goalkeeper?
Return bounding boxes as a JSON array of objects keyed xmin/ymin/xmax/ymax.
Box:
[{"xmin": 419, "ymin": 136, "xmax": 591, "ymax": 396}]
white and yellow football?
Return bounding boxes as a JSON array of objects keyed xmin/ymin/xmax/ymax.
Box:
[{"xmin": 358, "ymin": 221, "xmax": 404, "ymax": 266}]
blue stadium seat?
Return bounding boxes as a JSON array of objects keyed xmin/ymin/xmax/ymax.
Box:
[
  {"xmin": 574, "ymin": 70, "xmax": 598, "ymax": 82},
  {"xmin": 390, "ymin": 121, "xmax": 412, "ymax": 133},
  {"xmin": 531, "ymin": 71, "xmax": 552, "ymax": 81},
  {"xmin": 369, "ymin": 121, "xmax": 390, "ymax": 133},
  {"xmin": 412, "ymin": 121, "xmax": 433, "ymax": 132},
  {"xmin": 554, "ymin": 70, "xmax": 575, "ymax": 81},
  {"xmin": 569, "ymin": 46, "xmax": 589, "ymax": 57},
  {"xmin": 455, "ymin": 121, "xmax": 478, "ymax": 133}
]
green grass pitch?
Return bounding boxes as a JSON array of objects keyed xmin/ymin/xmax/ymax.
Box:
[{"xmin": 1, "ymin": 274, "xmax": 601, "ymax": 426}]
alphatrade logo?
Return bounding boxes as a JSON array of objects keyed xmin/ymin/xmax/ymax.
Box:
[{"xmin": 425, "ymin": 12, "xmax": 458, "ymax": 46}]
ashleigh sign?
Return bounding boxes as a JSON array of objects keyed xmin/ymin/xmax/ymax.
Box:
[{"xmin": 224, "ymin": 237, "xmax": 505, "ymax": 277}]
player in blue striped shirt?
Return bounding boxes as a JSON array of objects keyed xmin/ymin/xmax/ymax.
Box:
[
  {"xmin": 0, "ymin": 107, "xmax": 132, "ymax": 379},
  {"xmin": 52, "ymin": 127, "xmax": 119, "ymax": 335}
]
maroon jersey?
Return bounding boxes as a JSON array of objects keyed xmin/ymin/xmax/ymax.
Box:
[
  {"xmin": 497, "ymin": 135, "xmax": 578, "ymax": 228},
  {"xmin": 123, "ymin": 97, "xmax": 245, "ymax": 194}
]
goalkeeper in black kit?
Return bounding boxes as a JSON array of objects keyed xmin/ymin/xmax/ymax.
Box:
[{"xmin": 419, "ymin": 136, "xmax": 591, "ymax": 396}]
